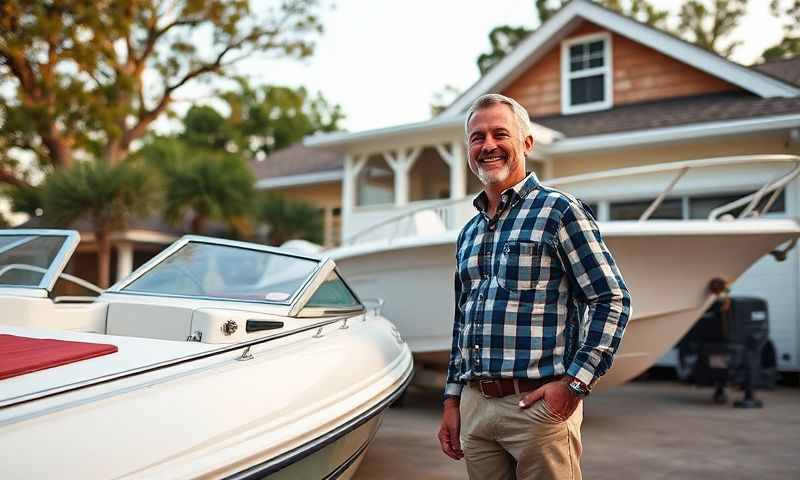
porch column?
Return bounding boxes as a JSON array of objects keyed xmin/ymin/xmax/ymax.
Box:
[
  {"xmin": 116, "ymin": 241, "xmax": 134, "ymax": 282},
  {"xmin": 437, "ymin": 141, "xmax": 467, "ymax": 200},
  {"xmin": 384, "ymin": 147, "xmax": 421, "ymax": 207},
  {"xmin": 342, "ymin": 154, "xmax": 367, "ymax": 243}
]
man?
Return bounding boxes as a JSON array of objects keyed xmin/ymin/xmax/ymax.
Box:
[{"xmin": 437, "ymin": 93, "xmax": 631, "ymax": 480}]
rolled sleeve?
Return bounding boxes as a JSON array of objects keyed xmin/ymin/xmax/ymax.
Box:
[{"xmin": 558, "ymin": 200, "xmax": 632, "ymax": 386}]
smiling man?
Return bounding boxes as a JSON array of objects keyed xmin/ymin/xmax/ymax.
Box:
[{"xmin": 437, "ymin": 93, "xmax": 631, "ymax": 480}]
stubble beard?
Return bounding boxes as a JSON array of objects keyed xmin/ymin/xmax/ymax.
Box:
[{"xmin": 474, "ymin": 155, "xmax": 519, "ymax": 187}]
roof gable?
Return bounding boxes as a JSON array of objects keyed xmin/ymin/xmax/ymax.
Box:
[{"xmin": 442, "ymin": 0, "xmax": 799, "ymax": 117}]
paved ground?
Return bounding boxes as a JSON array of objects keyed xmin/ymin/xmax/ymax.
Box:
[{"xmin": 354, "ymin": 381, "xmax": 800, "ymax": 480}]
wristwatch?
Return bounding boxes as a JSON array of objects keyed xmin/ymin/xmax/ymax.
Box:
[{"xmin": 566, "ymin": 378, "xmax": 591, "ymax": 398}]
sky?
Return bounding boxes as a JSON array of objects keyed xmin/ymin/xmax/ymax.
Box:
[{"xmin": 187, "ymin": 0, "xmax": 790, "ymax": 133}]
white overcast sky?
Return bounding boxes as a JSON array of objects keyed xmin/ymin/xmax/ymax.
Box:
[{"xmin": 177, "ymin": 0, "xmax": 787, "ymax": 133}]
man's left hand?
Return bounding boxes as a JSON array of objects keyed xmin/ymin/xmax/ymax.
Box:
[{"xmin": 518, "ymin": 379, "xmax": 580, "ymax": 420}]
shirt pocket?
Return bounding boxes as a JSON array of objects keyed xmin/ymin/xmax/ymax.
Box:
[{"xmin": 496, "ymin": 241, "xmax": 545, "ymax": 292}]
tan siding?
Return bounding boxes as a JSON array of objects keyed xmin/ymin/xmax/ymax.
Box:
[
  {"xmin": 612, "ymin": 32, "xmax": 739, "ymax": 105},
  {"xmin": 270, "ymin": 182, "xmax": 341, "ymax": 209},
  {"xmin": 502, "ymin": 21, "xmax": 740, "ymax": 116}
]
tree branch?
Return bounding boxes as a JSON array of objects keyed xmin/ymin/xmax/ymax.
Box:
[{"xmin": 0, "ymin": 165, "xmax": 31, "ymax": 189}]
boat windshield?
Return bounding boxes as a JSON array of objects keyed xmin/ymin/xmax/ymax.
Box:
[
  {"xmin": 121, "ymin": 241, "xmax": 319, "ymax": 303},
  {"xmin": 0, "ymin": 234, "xmax": 68, "ymax": 288}
]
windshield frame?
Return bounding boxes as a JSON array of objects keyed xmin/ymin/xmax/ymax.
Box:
[
  {"xmin": 107, "ymin": 235, "xmax": 327, "ymax": 307},
  {"xmin": 0, "ymin": 229, "xmax": 80, "ymax": 292}
]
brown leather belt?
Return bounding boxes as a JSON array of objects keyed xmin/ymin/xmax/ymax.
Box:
[{"xmin": 469, "ymin": 376, "xmax": 562, "ymax": 398}]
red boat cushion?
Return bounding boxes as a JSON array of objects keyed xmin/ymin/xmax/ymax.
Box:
[{"xmin": 0, "ymin": 334, "xmax": 118, "ymax": 380}]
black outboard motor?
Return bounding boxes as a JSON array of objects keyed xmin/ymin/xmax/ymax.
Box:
[{"xmin": 677, "ymin": 296, "xmax": 776, "ymax": 407}]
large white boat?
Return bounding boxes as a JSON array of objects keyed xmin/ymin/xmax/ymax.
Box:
[
  {"xmin": 324, "ymin": 155, "xmax": 800, "ymax": 390},
  {"xmin": 0, "ymin": 230, "xmax": 413, "ymax": 479}
]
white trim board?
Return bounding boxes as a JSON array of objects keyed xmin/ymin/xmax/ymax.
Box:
[
  {"xmin": 441, "ymin": 0, "xmax": 799, "ymax": 117},
  {"xmin": 304, "ymin": 114, "xmax": 562, "ymax": 149},
  {"xmin": 561, "ymin": 31, "xmax": 613, "ymax": 114},
  {"xmin": 255, "ymin": 170, "xmax": 343, "ymax": 189},
  {"xmin": 542, "ymin": 113, "xmax": 800, "ymax": 154}
]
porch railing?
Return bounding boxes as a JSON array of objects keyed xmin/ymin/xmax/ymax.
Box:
[{"xmin": 344, "ymin": 154, "xmax": 800, "ymax": 246}]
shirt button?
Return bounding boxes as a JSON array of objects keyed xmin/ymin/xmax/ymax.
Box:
[
  {"xmin": 477, "ymin": 294, "xmax": 484, "ymax": 300},
  {"xmin": 473, "ymin": 344, "xmax": 479, "ymax": 350}
]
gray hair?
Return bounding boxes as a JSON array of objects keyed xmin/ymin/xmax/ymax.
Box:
[{"xmin": 464, "ymin": 93, "xmax": 534, "ymax": 141}]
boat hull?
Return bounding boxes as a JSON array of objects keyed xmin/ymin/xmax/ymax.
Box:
[
  {"xmin": 330, "ymin": 220, "xmax": 800, "ymax": 390},
  {"xmin": 0, "ymin": 316, "xmax": 413, "ymax": 479}
]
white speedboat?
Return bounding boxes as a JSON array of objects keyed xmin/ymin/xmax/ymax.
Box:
[
  {"xmin": 324, "ymin": 155, "xmax": 800, "ymax": 390},
  {"xmin": 0, "ymin": 230, "xmax": 413, "ymax": 479}
]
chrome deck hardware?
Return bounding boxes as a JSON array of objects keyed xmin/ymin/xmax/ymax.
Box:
[{"xmin": 236, "ymin": 345, "xmax": 254, "ymax": 361}]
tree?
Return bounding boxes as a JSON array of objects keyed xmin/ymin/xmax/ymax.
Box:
[
  {"xmin": 676, "ymin": 0, "xmax": 748, "ymax": 59},
  {"xmin": 475, "ymin": 0, "xmax": 669, "ymax": 75},
  {"xmin": 477, "ymin": 26, "xmax": 534, "ymax": 76},
  {"xmin": 0, "ymin": 0, "xmax": 324, "ymax": 187},
  {"xmin": 761, "ymin": 1, "xmax": 800, "ymax": 61},
  {"xmin": 39, "ymin": 160, "xmax": 156, "ymax": 287},
  {"xmin": 221, "ymin": 78, "xmax": 345, "ymax": 160},
  {"xmin": 139, "ymin": 138, "xmax": 255, "ymax": 235},
  {"xmin": 430, "ymin": 84, "xmax": 462, "ymax": 116},
  {"xmin": 255, "ymin": 192, "xmax": 323, "ymax": 245}
]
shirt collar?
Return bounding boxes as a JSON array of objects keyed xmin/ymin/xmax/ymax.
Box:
[{"xmin": 472, "ymin": 171, "xmax": 541, "ymax": 214}]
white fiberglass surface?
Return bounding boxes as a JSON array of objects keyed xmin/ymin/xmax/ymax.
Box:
[
  {"xmin": 122, "ymin": 241, "xmax": 319, "ymax": 303},
  {"xmin": 0, "ymin": 235, "xmax": 67, "ymax": 288}
]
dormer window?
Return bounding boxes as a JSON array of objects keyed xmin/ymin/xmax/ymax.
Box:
[{"xmin": 561, "ymin": 32, "xmax": 612, "ymax": 114}]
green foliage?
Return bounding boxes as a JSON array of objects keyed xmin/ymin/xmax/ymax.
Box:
[
  {"xmin": 141, "ymin": 138, "xmax": 255, "ymax": 235},
  {"xmin": 255, "ymin": 192, "xmax": 323, "ymax": 245},
  {"xmin": 761, "ymin": 1, "xmax": 800, "ymax": 61},
  {"xmin": 221, "ymin": 78, "xmax": 345, "ymax": 159},
  {"xmin": 6, "ymin": 183, "xmax": 44, "ymax": 217},
  {"xmin": 477, "ymin": 26, "xmax": 533, "ymax": 75},
  {"xmin": 676, "ymin": 0, "xmax": 748, "ymax": 58},
  {"xmin": 41, "ymin": 160, "xmax": 156, "ymax": 231},
  {"xmin": 0, "ymin": 0, "xmax": 324, "ymax": 186},
  {"xmin": 475, "ymin": 0, "xmax": 670, "ymax": 75},
  {"xmin": 180, "ymin": 106, "xmax": 236, "ymax": 151}
]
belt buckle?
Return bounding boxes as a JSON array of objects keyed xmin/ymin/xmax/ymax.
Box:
[{"xmin": 478, "ymin": 379, "xmax": 495, "ymax": 398}]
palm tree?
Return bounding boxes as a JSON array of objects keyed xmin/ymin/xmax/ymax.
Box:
[
  {"xmin": 42, "ymin": 160, "xmax": 155, "ymax": 288},
  {"xmin": 256, "ymin": 192, "xmax": 323, "ymax": 246},
  {"xmin": 146, "ymin": 142, "xmax": 255, "ymax": 236}
]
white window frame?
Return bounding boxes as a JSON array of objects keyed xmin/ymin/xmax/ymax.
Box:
[{"xmin": 561, "ymin": 32, "xmax": 613, "ymax": 114}]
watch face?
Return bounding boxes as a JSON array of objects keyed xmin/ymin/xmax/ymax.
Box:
[{"xmin": 569, "ymin": 380, "xmax": 588, "ymax": 396}]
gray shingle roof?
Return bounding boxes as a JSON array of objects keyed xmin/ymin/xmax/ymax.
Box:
[
  {"xmin": 249, "ymin": 142, "xmax": 342, "ymax": 180},
  {"xmin": 533, "ymin": 92, "xmax": 800, "ymax": 137},
  {"xmin": 753, "ymin": 57, "xmax": 800, "ymax": 88}
]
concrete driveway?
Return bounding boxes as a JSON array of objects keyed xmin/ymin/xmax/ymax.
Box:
[{"xmin": 355, "ymin": 381, "xmax": 800, "ymax": 480}]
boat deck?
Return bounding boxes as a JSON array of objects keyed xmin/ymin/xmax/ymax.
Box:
[{"xmin": 0, "ymin": 325, "xmax": 217, "ymax": 404}]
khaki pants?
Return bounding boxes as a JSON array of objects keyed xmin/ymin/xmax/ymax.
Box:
[{"xmin": 460, "ymin": 384, "xmax": 583, "ymax": 480}]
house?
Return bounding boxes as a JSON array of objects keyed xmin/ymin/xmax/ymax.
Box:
[
  {"xmin": 251, "ymin": 143, "xmax": 344, "ymax": 247},
  {"xmin": 258, "ymin": 1, "xmax": 800, "ymax": 371}
]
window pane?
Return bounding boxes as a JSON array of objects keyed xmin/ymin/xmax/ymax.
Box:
[
  {"xmin": 588, "ymin": 56, "xmax": 604, "ymax": 68},
  {"xmin": 609, "ymin": 199, "xmax": 682, "ymax": 220},
  {"xmin": 124, "ymin": 242, "xmax": 319, "ymax": 302},
  {"xmin": 569, "ymin": 40, "xmax": 605, "ymax": 72},
  {"xmin": 0, "ymin": 235, "xmax": 67, "ymax": 287},
  {"xmin": 305, "ymin": 271, "xmax": 360, "ymax": 308},
  {"xmin": 570, "ymin": 75, "xmax": 605, "ymax": 105},
  {"xmin": 569, "ymin": 44, "xmax": 584, "ymax": 60},
  {"xmin": 689, "ymin": 191, "xmax": 785, "ymax": 219}
]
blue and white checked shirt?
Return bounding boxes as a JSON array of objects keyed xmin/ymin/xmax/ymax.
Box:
[{"xmin": 444, "ymin": 172, "xmax": 632, "ymax": 397}]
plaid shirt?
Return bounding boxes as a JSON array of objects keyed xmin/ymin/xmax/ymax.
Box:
[{"xmin": 444, "ymin": 172, "xmax": 631, "ymax": 397}]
